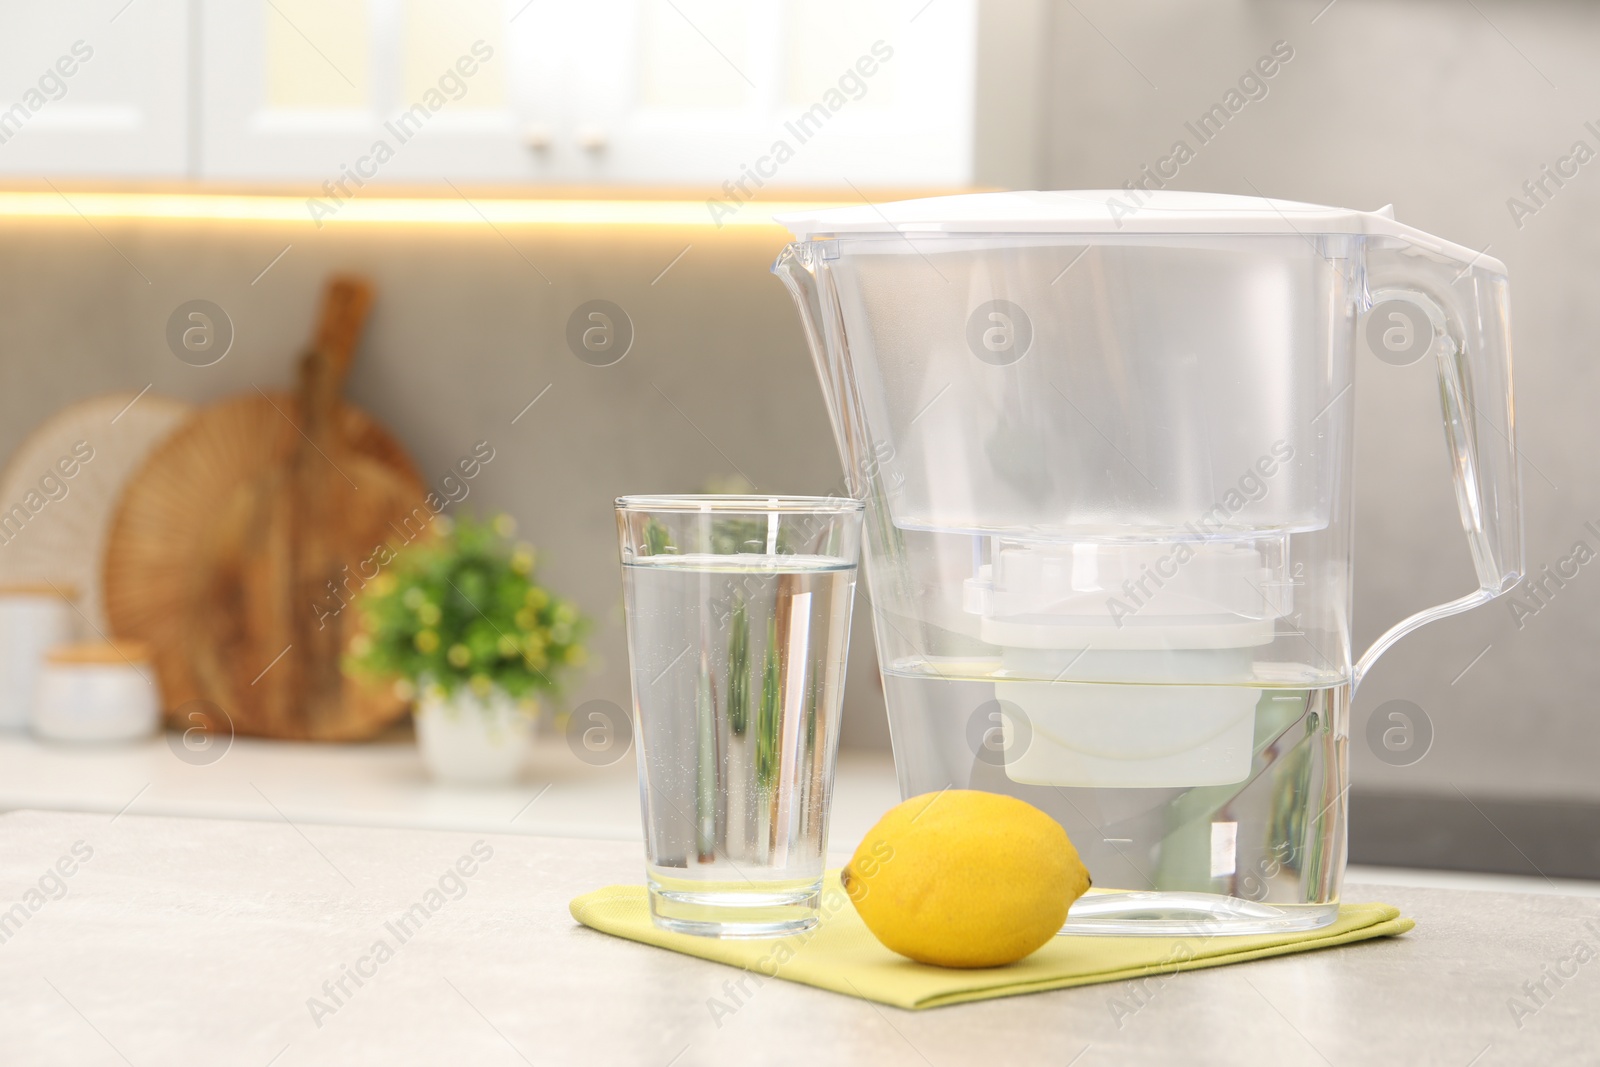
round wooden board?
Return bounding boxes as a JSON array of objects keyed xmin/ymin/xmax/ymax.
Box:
[{"xmin": 103, "ymin": 391, "xmax": 430, "ymax": 740}]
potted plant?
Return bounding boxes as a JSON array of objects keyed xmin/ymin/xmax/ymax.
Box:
[{"xmin": 344, "ymin": 514, "xmax": 588, "ymax": 785}]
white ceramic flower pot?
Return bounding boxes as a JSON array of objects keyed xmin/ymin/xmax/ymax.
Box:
[{"xmin": 413, "ymin": 687, "xmax": 534, "ymax": 786}]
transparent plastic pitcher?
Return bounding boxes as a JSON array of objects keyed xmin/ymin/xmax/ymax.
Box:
[{"xmin": 773, "ymin": 191, "xmax": 1522, "ymax": 935}]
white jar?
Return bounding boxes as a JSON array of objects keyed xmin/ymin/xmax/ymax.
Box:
[
  {"xmin": 0, "ymin": 585, "xmax": 75, "ymax": 731},
  {"xmin": 413, "ymin": 685, "xmax": 534, "ymax": 786},
  {"xmin": 31, "ymin": 642, "xmax": 162, "ymax": 743}
]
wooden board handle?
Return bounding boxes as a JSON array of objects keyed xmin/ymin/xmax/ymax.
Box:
[{"xmin": 313, "ymin": 275, "xmax": 374, "ymax": 380}]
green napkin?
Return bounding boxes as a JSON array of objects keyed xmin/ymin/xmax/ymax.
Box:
[{"xmin": 570, "ymin": 873, "xmax": 1413, "ymax": 1010}]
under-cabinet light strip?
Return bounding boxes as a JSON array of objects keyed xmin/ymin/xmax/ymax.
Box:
[{"xmin": 0, "ymin": 191, "xmax": 835, "ymax": 228}]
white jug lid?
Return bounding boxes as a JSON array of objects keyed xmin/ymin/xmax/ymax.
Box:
[{"xmin": 775, "ymin": 190, "xmax": 1501, "ymax": 271}]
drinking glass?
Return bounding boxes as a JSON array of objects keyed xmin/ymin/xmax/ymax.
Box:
[{"xmin": 617, "ymin": 495, "xmax": 864, "ymax": 937}]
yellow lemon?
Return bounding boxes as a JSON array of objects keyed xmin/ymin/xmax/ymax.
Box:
[{"xmin": 842, "ymin": 790, "xmax": 1090, "ymax": 968}]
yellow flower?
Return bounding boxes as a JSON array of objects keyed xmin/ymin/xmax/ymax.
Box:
[
  {"xmin": 510, "ymin": 549, "xmax": 534, "ymax": 576},
  {"xmin": 553, "ymin": 602, "xmax": 575, "ymax": 624},
  {"xmin": 514, "ymin": 608, "xmax": 536, "ymax": 631},
  {"xmin": 414, "ymin": 630, "xmax": 440, "ymax": 654},
  {"xmin": 469, "ymin": 673, "xmax": 493, "ymax": 696},
  {"xmin": 524, "ymin": 587, "xmax": 549, "ymax": 610},
  {"xmin": 549, "ymin": 623, "xmax": 572, "ymax": 644},
  {"xmin": 372, "ymin": 575, "xmax": 397, "ymax": 597},
  {"xmin": 564, "ymin": 645, "xmax": 588, "ymax": 666},
  {"xmin": 493, "ymin": 514, "xmax": 517, "ymax": 538},
  {"xmin": 496, "ymin": 635, "xmax": 519, "ymax": 657},
  {"xmin": 402, "ymin": 586, "xmax": 426, "ymax": 610},
  {"xmin": 447, "ymin": 643, "xmax": 472, "ymax": 668},
  {"xmin": 348, "ymin": 633, "xmax": 373, "ymax": 658},
  {"xmin": 417, "ymin": 602, "xmax": 441, "ymax": 626}
]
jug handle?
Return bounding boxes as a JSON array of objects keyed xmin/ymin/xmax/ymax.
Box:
[{"xmin": 1352, "ymin": 244, "xmax": 1524, "ymax": 688}]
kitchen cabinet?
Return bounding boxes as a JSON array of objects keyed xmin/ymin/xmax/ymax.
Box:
[
  {"xmin": 0, "ymin": 0, "xmax": 190, "ymax": 178},
  {"xmin": 201, "ymin": 0, "xmax": 995, "ymax": 186},
  {"xmin": 0, "ymin": 0, "xmax": 1044, "ymax": 188}
]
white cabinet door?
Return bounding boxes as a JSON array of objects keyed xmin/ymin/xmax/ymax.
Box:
[
  {"xmin": 0, "ymin": 0, "xmax": 189, "ymax": 177},
  {"xmin": 573, "ymin": 0, "xmax": 978, "ymax": 188},
  {"xmin": 198, "ymin": 0, "xmax": 556, "ymax": 182}
]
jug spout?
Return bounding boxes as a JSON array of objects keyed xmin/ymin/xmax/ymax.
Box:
[
  {"xmin": 771, "ymin": 241, "xmax": 810, "ymax": 281},
  {"xmin": 773, "ymin": 242, "xmax": 860, "ymax": 493},
  {"xmin": 772, "ymin": 242, "xmax": 821, "ymax": 346}
]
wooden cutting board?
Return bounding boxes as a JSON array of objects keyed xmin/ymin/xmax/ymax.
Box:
[{"xmin": 104, "ymin": 277, "xmax": 430, "ymax": 740}]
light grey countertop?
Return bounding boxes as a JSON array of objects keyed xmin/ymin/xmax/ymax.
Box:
[
  {"xmin": 0, "ymin": 733, "xmax": 904, "ymax": 848},
  {"xmin": 1, "ymin": 810, "xmax": 1596, "ymax": 1066}
]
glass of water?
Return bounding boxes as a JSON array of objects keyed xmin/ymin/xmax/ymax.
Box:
[{"xmin": 616, "ymin": 495, "xmax": 864, "ymax": 938}]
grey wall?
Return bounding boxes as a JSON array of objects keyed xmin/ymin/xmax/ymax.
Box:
[
  {"xmin": 1040, "ymin": 0, "xmax": 1600, "ymax": 801},
  {"xmin": 0, "ymin": 218, "xmax": 893, "ymax": 750}
]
